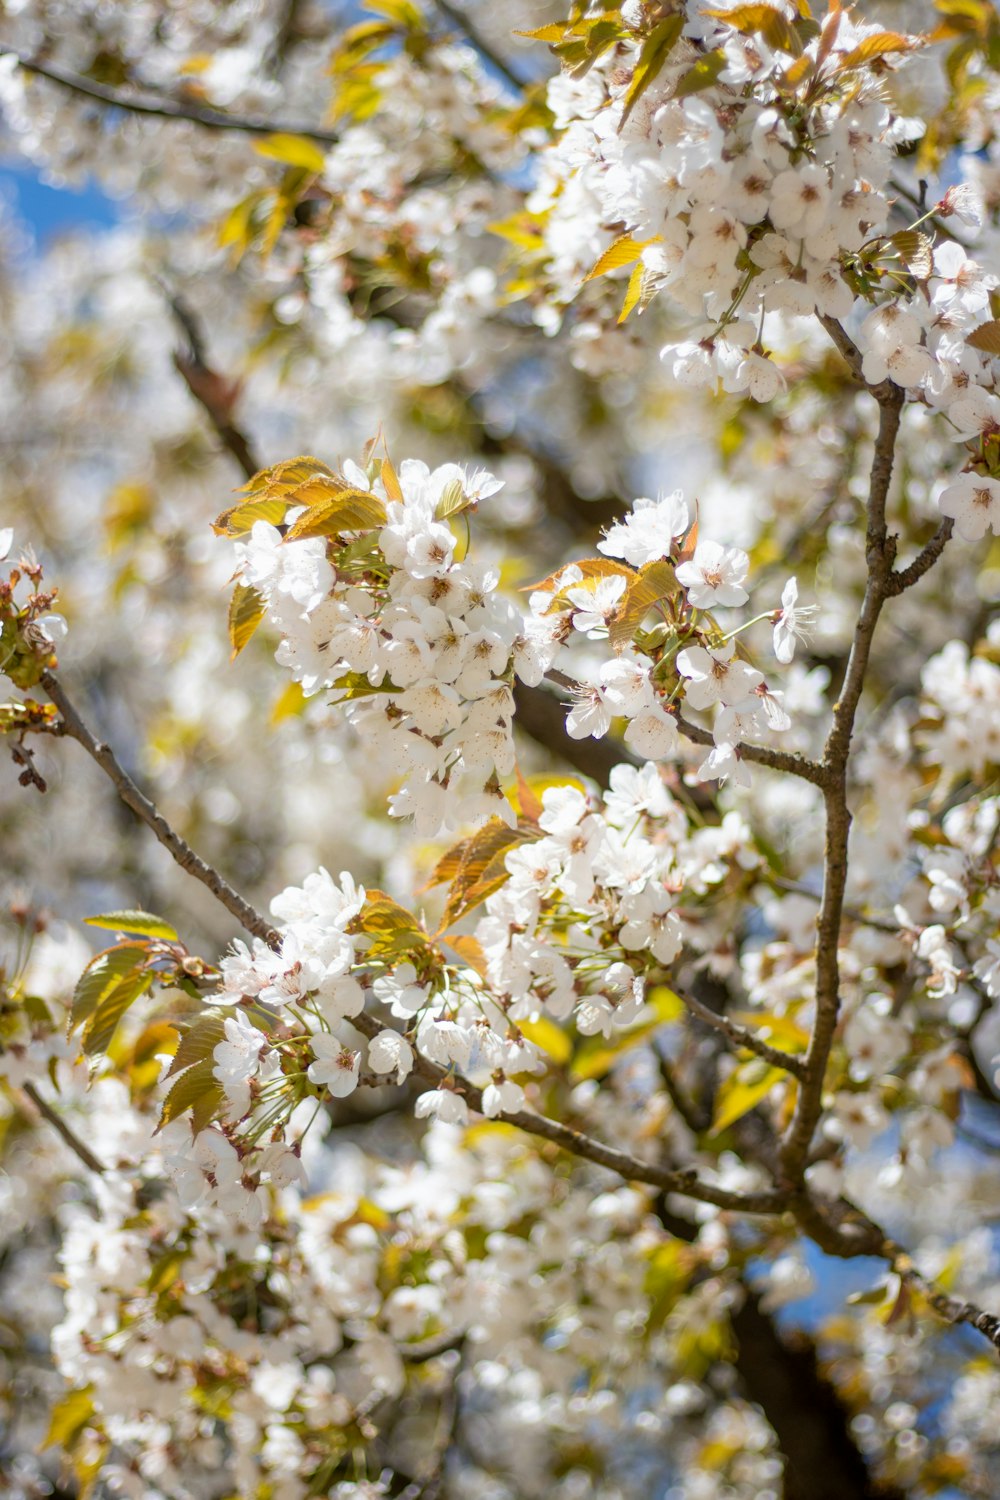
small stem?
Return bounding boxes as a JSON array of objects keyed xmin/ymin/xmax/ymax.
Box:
[
  {"xmin": 40, "ymin": 670, "xmax": 279, "ymax": 949},
  {"xmin": 675, "ymin": 988, "xmax": 807, "ymax": 1079},
  {"xmin": 3, "ymin": 45, "xmax": 341, "ymax": 144},
  {"xmin": 19, "ymin": 1081, "xmax": 107, "ymax": 1174}
]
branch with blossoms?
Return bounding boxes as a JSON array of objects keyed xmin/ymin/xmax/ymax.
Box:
[{"xmin": 4, "ymin": 426, "xmax": 1000, "ymax": 1358}]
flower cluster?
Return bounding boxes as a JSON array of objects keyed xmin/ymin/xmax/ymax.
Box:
[
  {"xmin": 529, "ymin": 491, "xmax": 805, "ymax": 786},
  {"xmin": 232, "ymin": 457, "xmax": 555, "ymax": 836},
  {"xmin": 0, "ymin": 529, "xmax": 67, "ymax": 690},
  {"xmin": 532, "ymin": 3, "xmax": 921, "ymax": 397}
]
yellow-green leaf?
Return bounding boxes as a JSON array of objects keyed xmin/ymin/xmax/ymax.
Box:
[
  {"xmin": 673, "ymin": 48, "xmax": 727, "ymax": 96},
  {"xmin": 283, "ymin": 490, "xmax": 387, "ymax": 540},
  {"xmin": 255, "ymin": 133, "xmax": 328, "ymax": 174},
  {"xmin": 584, "ymin": 233, "xmax": 659, "ymax": 283},
  {"xmin": 838, "ymin": 30, "xmax": 916, "ymax": 71},
  {"xmin": 270, "ymin": 679, "xmax": 308, "ymax": 725},
  {"xmin": 967, "ymin": 319, "xmax": 1000, "ymax": 354},
  {"xmin": 84, "ymin": 910, "xmax": 178, "ymax": 941},
  {"xmin": 710, "ymin": 1064, "xmax": 786, "ymax": 1136},
  {"xmin": 71, "ymin": 944, "xmax": 148, "ymax": 1029},
  {"xmin": 212, "ymin": 496, "xmax": 291, "ymax": 537},
  {"xmin": 44, "ymin": 1386, "xmax": 96, "ymax": 1450},
  {"xmin": 228, "ymin": 583, "xmax": 266, "ymax": 658},
  {"xmin": 649, "ymin": 985, "xmax": 685, "ymax": 1023},
  {"xmin": 167, "ymin": 1013, "xmax": 227, "ymax": 1078},
  {"xmin": 618, "ymin": 260, "xmax": 650, "ymax": 323},
  {"xmin": 157, "ymin": 1057, "xmax": 226, "ymax": 1133},
  {"xmin": 704, "ymin": 3, "xmax": 802, "ymax": 54},
  {"xmin": 889, "ymin": 229, "xmax": 933, "ymax": 278},
  {"xmin": 519, "ymin": 1015, "xmax": 572, "ymax": 1065},
  {"xmin": 620, "ymin": 14, "xmax": 685, "ymax": 126},
  {"xmin": 82, "ymin": 970, "xmax": 153, "ymax": 1057},
  {"xmin": 609, "ymin": 558, "xmax": 676, "ymax": 651},
  {"xmin": 514, "ymin": 23, "xmax": 566, "ymax": 42}
]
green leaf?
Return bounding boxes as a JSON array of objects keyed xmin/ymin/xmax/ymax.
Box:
[
  {"xmin": 255, "ymin": 133, "xmax": 328, "ymax": 174},
  {"xmin": 609, "ymin": 558, "xmax": 676, "ymax": 651},
  {"xmin": 167, "ymin": 1012, "xmax": 228, "ymax": 1078},
  {"xmin": 283, "ymin": 490, "xmax": 387, "ymax": 540},
  {"xmin": 84, "ymin": 910, "xmax": 179, "ymax": 941},
  {"xmin": 212, "ymin": 496, "xmax": 292, "ymax": 537},
  {"xmin": 619, "ymin": 14, "xmax": 685, "ymax": 127},
  {"xmin": 584, "ymin": 233, "xmax": 659, "ymax": 283},
  {"xmin": 71, "ymin": 944, "xmax": 149, "ymax": 1029},
  {"xmin": 82, "ymin": 969, "xmax": 153, "ymax": 1056},
  {"xmin": 228, "ymin": 583, "xmax": 267, "ymax": 658},
  {"xmin": 710, "ymin": 1064, "xmax": 787, "ymax": 1136},
  {"xmin": 673, "ymin": 49, "xmax": 727, "ymax": 96},
  {"xmin": 704, "ymin": 3, "xmax": 802, "ymax": 54},
  {"xmin": 44, "ymin": 1386, "xmax": 96, "ymax": 1450},
  {"xmin": 158, "ymin": 1056, "xmax": 226, "ymax": 1133},
  {"xmin": 838, "ymin": 30, "xmax": 916, "ymax": 71}
]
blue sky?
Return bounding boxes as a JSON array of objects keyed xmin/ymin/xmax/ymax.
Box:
[{"xmin": 1, "ymin": 162, "xmax": 118, "ymax": 238}]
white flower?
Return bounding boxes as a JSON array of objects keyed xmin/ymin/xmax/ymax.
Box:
[
  {"xmin": 823, "ymin": 1090, "xmax": 890, "ymax": 1151},
  {"xmin": 414, "ymin": 1088, "xmax": 469, "ymax": 1124},
  {"xmin": 373, "ymin": 962, "xmax": 428, "ymax": 1019},
  {"xmin": 675, "ymin": 541, "xmax": 750, "ymax": 609},
  {"xmin": 843, "ymin": 1001, "xmax": 910, "ymax": 1082},
  {"xmin": 937, "ymin": 473, "xmax": 1000, "ymax": 542},
  {"xmin": 566, "ymin": 685, "xmax": 612, "ymax": 740},
  {"xmin": 368, "ymin": 1029, "xmax": 414, "ymax": 1083},
  {"xmin": 566, "ymin": 575, "xmax": 627, "ymax": 637},
  {"xmin": 772, "ymin": 578, "xmax": 816, "ymax": 664},
  {"xmin": 676, "ymin": 640, "xmax": 763, "ymax": 709},
  {"xmin": 624, "ymin": 702, "xmax": 678, "ymax": 760},
  {"xmin": 598, "ymin": 493, "xmax": 690, "ymax": 567},
  {"xmin": 481, "ymin": 1078, "xmax": 525, "ymax": 1117},
  {"xmin": 307, "ymin": 1035, "xmax": 361, "ymax": 1096}
]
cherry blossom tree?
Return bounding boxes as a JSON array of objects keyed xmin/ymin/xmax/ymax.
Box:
[{"xmin": 3, "ymin": 2, "xmax": 1000, "ymax": 1497}]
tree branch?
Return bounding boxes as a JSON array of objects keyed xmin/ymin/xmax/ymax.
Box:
[
  {"xmin": 1, "ymin": 46, "xmax": 341, "ymax": 144},
  {"xmin": 19, "ymin": 1080, "xmax": 107, "ymax": 1175},
  {"xmin": 430, "ymin": 0, "xmax": 528, "ymax": 91},
  {"xmin": 347, "ymin": 1007, "xmax": 787, "ymax": 1214},
  {"xmin": 674, "ymin": 988, "xmax": 807, "ymax": 1079},
  {"xmin": 887, "ymin": 517, "xmax": 954, "ymax": 595},
  {"xmin": 161, "ymin": 284, "xmax": 263, "ymax": 482},
  {"xmin": 36, "ymin": 667, "xmax": 786, "ymax": 1215},
  {"xmin": 781, "ymin": 384, "xmax": 904, "ymax": 1180},
  {"xmin": 673, "ymin": 711, "xmax": 828, "ymax": 788},
  {"xmin": 39, "ymin": 669, "xmax": 280, "ymax": 949}
]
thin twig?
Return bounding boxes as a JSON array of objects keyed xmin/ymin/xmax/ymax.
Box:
[
  {"xmin": 674, "ymin": 989, "xmax": 807, "ymax": 1079},
  {"xmin": 673, "ymin": 711, "xmax": 828, "ymax": 788},
  {"xmin": 543, "ymin": 670, "xmax": 828, "ymax": 788},
  {"xmin": 161, "ymin": 285, "xmax": 262, "ymax": 481},
  {"xmin": 20, "ymin": 1081, "xmax": 107, "ymax": 1174},
  {"xmin": 40, "ymin": 670, "xmax": 280, "ymax": 949},
  {"xmin": 347, "ymin": 1007, "xmax": 786, "ymax": 1214},
  {"xmin": 887, "ymin": 518, "xmax": 954, "ymax": 595},
  {"xmin": 431, "ymin": 0, "xmax": 529, "ymax": 90},
  {"xmin": 2, "ymin": 46, "xmax": 341, "ymax": 144}
]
